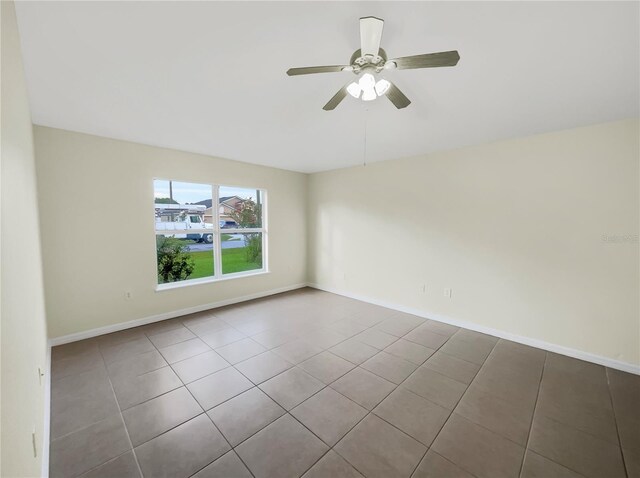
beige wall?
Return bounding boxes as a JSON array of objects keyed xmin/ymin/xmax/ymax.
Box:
[
  {"xmin": 308, "ymin": 120, "xmax": 640, "ymax": 367},
  {"xmin": 1, "ymin": 1, "xmax": 49, "ymax": 476},
  {"xmin": 34, "ymin": 126, "xmax": 307, "ymax": 338}
]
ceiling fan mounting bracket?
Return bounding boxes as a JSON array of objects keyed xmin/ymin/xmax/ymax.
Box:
[{"xmin": 349, "ymin": 48, "xmax": 387, "ymax": 74}]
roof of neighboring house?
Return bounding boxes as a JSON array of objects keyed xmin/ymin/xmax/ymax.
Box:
[{"xmin": 194, "ymin": 196, "xmax": 241, "ymax": 209}]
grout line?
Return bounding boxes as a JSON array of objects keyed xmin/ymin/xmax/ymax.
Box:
[
  {"xmin": 517, "ymin": 350, "xmax": 547, "ymax": 478},
  {"xmin": 96, "ymin": 343, "xmax": 145, "ymax": 478},
  {"xmin": 53, "ymin": 290, "xmax": 626, "ymax": 478},
  {"xmin": 404, "ymin": 339, "xmax": 496, "ymax": 478},
  {"xmin": 605, "ymin": 368, "xmax": 630, "ymax": 478}
]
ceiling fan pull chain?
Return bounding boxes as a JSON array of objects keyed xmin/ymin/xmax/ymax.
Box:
[{"xmin": 363, "ymin": 107, "xmax": 368, "ymax": 167}]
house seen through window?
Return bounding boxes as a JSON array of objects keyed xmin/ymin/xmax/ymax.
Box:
[{"xmin": 154, "ymin": 179, "xmax": 266, "ymax": 286}]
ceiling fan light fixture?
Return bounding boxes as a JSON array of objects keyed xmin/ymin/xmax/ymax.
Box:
[
  {"xmin": 374, "ymin": 78, "xmax": 391, "ymax": 96},
  {"xmin": 346, "ymin": 82, "xmax": 362, "ymax": 98},
  {"xmin": 361, "ymin": 88, "xmax": 377, "ymax": 101},
  {"xmin": 358, "ymin": 72, "xmax": 376, "ymax": 89}
]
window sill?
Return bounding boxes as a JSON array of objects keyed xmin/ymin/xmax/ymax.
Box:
[{"xmin": 155, "ymin": 269, "xmax": 270, "ymax": 292}]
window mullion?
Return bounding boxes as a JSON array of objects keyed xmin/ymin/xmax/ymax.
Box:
[{"xmin": 213, "ymin": 184, "xmax": 222, "ymax": 279}]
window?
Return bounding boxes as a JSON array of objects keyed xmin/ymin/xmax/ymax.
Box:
[{"xmin": 154, "ymin": 179, "xmax": 266, "ymax": 287}]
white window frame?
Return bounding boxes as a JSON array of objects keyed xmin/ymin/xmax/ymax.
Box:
[{"xmin": 154, "ymin": 179, "xmax": 268, "ymax": 291}]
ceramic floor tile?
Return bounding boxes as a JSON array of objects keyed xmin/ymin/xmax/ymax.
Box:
[
  {"xmin": 373, "ymin": 387, "xmax": 450, "ymax": 446},
  {"xmin": 53, "ymin": 339, "xmax": 100, "ymax": 361},
  {"xmin": 187, "ymin": 367, "xmax": 253, "ymax": 410},
  {"xmin": 360, "ymin": 351, "xmax": 418, "ymax": 384},
  {"xmin": 48, "ymin": 291, "xmax": 634, "ymax": 478},
  {"xmin": 327, "ymin": 319, "xmax": 369, "ymax": 337},
  {"xmin": 302, "ymin": 328, "xmax": 348, "ymax": 349},
  {"xmin": 330, "ymin": 367, "xmax": 396, "ymax": 410},
  {"xmin": 291, "ymin": 387, "xmax": 367, "ymax": 445},
  {"xmin": 208, "ymin": 387, "xmax": 285, "ymax": 446},
  {"xmin": 235, "ymin": 414, "xmax": 329, "ymax": 478},
  {"xmin": 50, "ymin": 414, "xmax": 131, "ymax": 478},
  {"xmin": 159, "ymin": 338, "xmax": 211, "ymax": 364},
  {"xmin": 384, "ymin": 339, "xmax": 435, "ymax": 365},
  {"xmin": 353, "ymin": 328, "xmax": 398, "ymax": 349},
  {"xmin": 112, "ymin": 366, "xmax": 183, "ymax": 410},
  {"xmin": 259, "ymin": 367, "xmax": 324, "ymax": 410},
  {"xmin": 471, "ymin": 362, "xmax": 540, "ymax": 407},
  {"xmin": 302, "ymin": 450, "xmax": 363, "ymax": 478},
  {"xmin": 298, "ymin": 351, "xmax": 355, "ymax": 384},
  {"xmin": 412, "ymin": 450, "xmax": 475, "ymax": 478},
  {"xmin": 423, "ymin": 351, "xmax": 481, "ymax": 385},
  {"xmin": 80, "ymin": 451, "xmax": 141, "ymax": 478},
  {"xmin": 536, "ymin": 377, "xmax": 619, "ymax": 444},
  {"xmin": 432, "ymin": 413, "xmax": 525, "ymax": 478},
  {"xmin": 192, "ymin": 451, "xmax": 252, "ymax": 478},
  {"xmin": 623, "ymin": 448, "xmax": 640, "ymax": 478},
  {"xmin": 51, "ymin": 367, "xmax": 120, "ymax": 439},
  {"xmin": 329, "ymin": 339, "xmax": 379, "ymax": 365},
  {"xmin": 438, "ymin": 338, "xmax": 495, "ymax": 366},
  {"xmin": 374, "ymin": 316, "xmax": 421, "ymax": 337},
  {"xmin": 135, "ymin": 414, "xmax": 230, "ymax": 478},
  {"xmin": 617, "ymin": 416, "xmax": 640, "ymax": 453},
  {"xmin": 404, "ymin": 327, "xmax": 450, "ymax": 349},
  {"xmin": 199, "ymin": 327, "xmax": 246, "ymax": 349},
  {"xmin": 234, "ymin": 351, "xmax": 293, "ymax": 384},
  {"xmin": 520, "ymin": 450, "xmax": 585, "ymax": 478},
  {"xmin": 420, "ymin": 320, "xmax": 460, "ymax": 337},
  {"xmin": 171, "ymin": 350, "xmax": 230, "ymax": 384},
  {"xmin": 272, "ymin": 339, "xmax": 323, "ymax": 364},
  {"xmin": 178, "ymin": 310, "xmax": 217, "ymax": 327},
  {"xmin": 607, "ymin": 367, "xmax": 640, "ymax": 421},
  {"xmin": 51, "ymin": 346, "xmax": 104, "ymax": 381},
  {"xmin": 455, "ymin": 385, "xmax": 534, "ymax": 446},
  {"xmin": 452, "ymin": 329, "xmax": 499, "ymax": 347},
  {"xmin": 215, "ymin": 338, "xmax": 267, "ymax": 364},
  {"xmin": 141, "ymin": 319, "xmax": 186, "ymax": 337},
  {"xmin": 122, "ymin": 387, "xmax": 202, "ymax": 446},
  {"xmin": 101, "ymin": 336, "xmax": 155, "ymax": 364},
  {"xmin": 528, "ymin": 414, "xmax": 626, "ymax": 478},
  {"xmin": 148, "ymin": 326, "xmax": 196, "ymax": 349},
  {"xmin": 106, "ymin": 349, "xmax": 167, "ymax": 382},
  {"xmin": 186, "ymin": 318, "xmax": 230, "ymax": 337},
  {"xmin": 250, "ymin": 328, "xmax": 298, "ymax": 349},
  {"xmin": 403, "ymin": 367, "xmax": 467, "ymax": 409},
  {"xmin": 335, "ymin": 414, "xmax": 426, "ymax": 478},
  {"xmin": 96, "ymin": 328, "xmax": 146, "ymax": 348}
]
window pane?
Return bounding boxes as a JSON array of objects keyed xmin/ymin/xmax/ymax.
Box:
[
  {"xmin": 156, "ymin": 234, "xmax": 215, "ymax": 284},
  {"xmin": 221, "ymin": 233, "xmax": 263, "ymax": 274},
  {"xmin": 154, "ymin": 180, "xmax": 213, "ymax": 227},
  {"xmin": 219, "ymin": 186, "xmax": 263, "ymax": 229}
]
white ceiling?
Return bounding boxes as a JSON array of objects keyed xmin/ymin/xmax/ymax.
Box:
[{"xmin": 15, "ymin": 1, "xmax": 639, "ymax": 173}]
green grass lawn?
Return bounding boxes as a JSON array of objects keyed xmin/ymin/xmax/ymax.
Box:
[{"xmin": 188, "ymin": 247, "xmax": 262, "ymax": 279}]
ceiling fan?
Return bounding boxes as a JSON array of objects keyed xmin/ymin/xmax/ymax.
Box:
[{"xmin": 286, "ymin": 16, "xmax": 460, "ymax": 111}]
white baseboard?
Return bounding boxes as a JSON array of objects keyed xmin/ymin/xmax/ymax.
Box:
[
  {"xmin": 48, "ymin": 283, "xmax": 307, "ymax": 347},
  {"xmin": 307, "ymin": 283, "xmax": 640, "ymax": 375},
  {"xmin": 42, "ymin": 344, "xmax": 51, "ymax": 477}
]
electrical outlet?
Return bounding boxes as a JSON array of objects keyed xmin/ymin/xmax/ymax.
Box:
[
  {"xmin": 124, "ymin": 290, "xmax": 132, "ymax": 300},
  {"xmin": 421, "ymin": 284, "xmax": 426, "ymax": 294},
  {"xmin": 444, "ymin": 288, "xmax": 452, "ymax": 299},
  {"xmin": 32, "ymin": 430, "xmax": 37, "ymax": 458}
]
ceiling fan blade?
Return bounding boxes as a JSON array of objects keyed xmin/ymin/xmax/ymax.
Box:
[
  {"xmin": 287, "ymin": 65, "xmax": 349, "ymax": 76},
  {"xmin": 360, "ymin": 16, "xmax": 384, "ymax": 57},
  {"xmin": 389, "ymin": 50, "xmax": 460, "ymax": 70},
  {"xmin": 386, "ymin": 82, "xmax": 411, "ymax": 109},
  {"xmin": 323, "ymin": 85, "xmax": 349, "ymax": 111}
]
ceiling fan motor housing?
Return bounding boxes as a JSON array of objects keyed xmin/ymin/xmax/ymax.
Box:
[{"xmin": 350, "ymin": 48, "xmax": 388, "ymax": 74}]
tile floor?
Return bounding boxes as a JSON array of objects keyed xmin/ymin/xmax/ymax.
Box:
[{"xmin": 49, "ymin": 288, "xmax": 639, "ymax": 478}]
